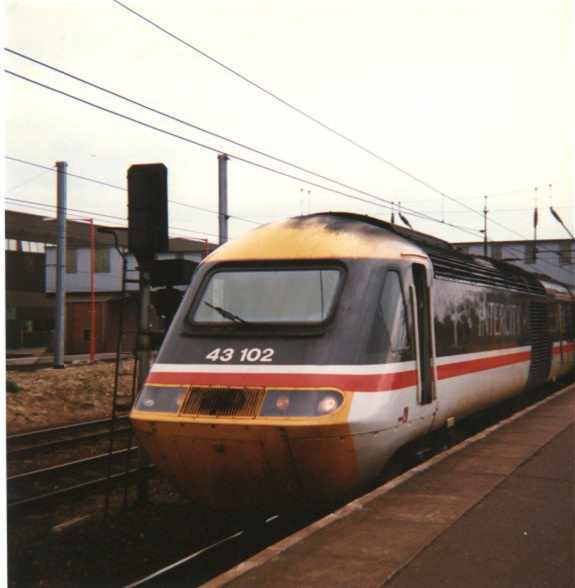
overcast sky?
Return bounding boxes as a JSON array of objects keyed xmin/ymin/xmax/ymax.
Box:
[{"xmin": 4, "ymin": 1, "xmax": 574, "ymax": 268}]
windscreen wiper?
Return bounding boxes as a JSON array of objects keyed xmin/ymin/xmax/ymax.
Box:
[{"xmin": 204, "ymin": 301, "xmax": 247, "ymax": 324}]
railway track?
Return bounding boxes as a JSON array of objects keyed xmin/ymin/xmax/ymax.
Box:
[
  {"xmin": 124, "ymin": 514, "xmax": 308, "ymax": 588},
  {"xmin": 7, "ymin": 415, "xmax": 131, "ymax": 458},
  {"xmin": 6, "ymin": 415, "xmax": 155, "ymax": 517},
  {"xmin": 7, "ymin": 446, "xmax": 154, "ymax": 512},
  {"xmin": 123, "ymin": 380, "xmax": 570, "ymax": 588}
]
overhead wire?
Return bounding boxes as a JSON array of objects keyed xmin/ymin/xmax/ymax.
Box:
[
  {"xmin": 7, "ymin": 183, "xmax": 570, "ymax": 279},
  {"xmin": 5, "ymin": 156, "xmax": 260, "ymax": 226},
  {"xmin": 4, "ymin": 196, "xmax": 219, "ymax": 239},
  {"xmin": 6, "ymin": 48, "xmax": 469, "ymax": 232},
  {"xmin": 111, "ymin": 1, "xmax": 552, "ymax": 242},
  {"xmin": 388, "ymin": 206, "xmax": 573, "ymax": 214},
  {"xmin": 6, "ymin": 189, "xmax": 571, "ymax": 278},
  {"xmin": 5, "ymin": 93, "xmax": 570, "ymax": 279},
  {"xmin": 4, "ymin": 68, "xmax": 485, "ymax": 240},
  {"xmin": 6, "ymin": 156, "xmax": 125, "ymax": 191},
  {"xmin": 5, "ymin": 61, "xmax": 570, "ymax": 276},
  {"xmin": 111, "ymin": 1, "xmax": 575, "ymax": 276},
  {"xmin": 7, "ymin": 47, "xmax": 416, "ymax": 213},
  {"xmin": 6, "ymin": 168, "xmax": 51, "ymax": 193}
]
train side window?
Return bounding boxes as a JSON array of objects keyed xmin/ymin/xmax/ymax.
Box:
[{"xmin": 366, "ymin": 270, "xmax": 411, "ymax": 361}]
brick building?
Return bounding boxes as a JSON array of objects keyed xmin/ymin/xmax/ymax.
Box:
[{"xmin": 5, "ymin": 210, "xmax": 216, "ymax": 353}]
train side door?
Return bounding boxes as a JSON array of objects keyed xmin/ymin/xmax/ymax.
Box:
[{"xmin": 411, "ymin": 263, "xmax": 434, "ymax": 405}]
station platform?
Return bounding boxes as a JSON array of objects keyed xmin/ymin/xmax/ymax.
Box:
[{"xmin": 206, "ymin": 383, "xmax": 574, "ymax": 588}]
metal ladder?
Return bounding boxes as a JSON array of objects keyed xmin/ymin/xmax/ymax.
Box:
[{"xmin": 102, "ymin": 235, "xmax": 148, "ymax": 514}]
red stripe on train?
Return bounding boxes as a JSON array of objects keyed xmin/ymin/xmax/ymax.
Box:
[
  {"xmin": 147, "ymin": 348, "xmax": 533, "ymax": 391},
  {"xmin": 553, "ymin": 342, "xmax": 575, "ymax": 354},
  {"xmin": 436, "ymin": 350, "xmax": 531, "ymax": 380},
  {"xmin": 146, "ymin": 369, "xmax": 417, "ymax": 392}
]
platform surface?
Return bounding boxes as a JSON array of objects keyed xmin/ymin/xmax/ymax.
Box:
[{"xmin": 206, "ymin": 384, "xmax": 575, "ymax": 588}]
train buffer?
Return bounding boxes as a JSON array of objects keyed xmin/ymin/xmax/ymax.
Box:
[{"xmin": 205, "ymin": 383, "xmax": 574, "ymax": 588}]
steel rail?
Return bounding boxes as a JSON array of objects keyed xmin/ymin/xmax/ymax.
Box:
[
  {"xmin": 8, "ymin": 415, "xmax": 129, "ymax": 443},
  {"xmin": 8, "ymin": 446, "xmax": 138, "ymax": 484},
  {"xmin": 125, "ymin": 530, "xmax": 245, "ymax": 588},
  {"xmin": 8, "ymin": 464, "xmax": 155, "ymax": 512},
  {"xmin": 7, "ymin": 416, "xmax": 131, "ymax": 456},
  {"xmin": 124, "ymin": 514, "xmax": 295, "ymax": 588},
  {"xmin": 7, "ymin": 425, "xmax": 132, "ymax": 458}
]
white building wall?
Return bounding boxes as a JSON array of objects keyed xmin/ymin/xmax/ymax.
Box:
[{"xmin": 45, "ymin": 247, "xmax": 202, "ymax": 293}]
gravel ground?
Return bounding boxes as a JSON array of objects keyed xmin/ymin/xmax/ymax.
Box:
[{"xmin": 6, "ymin": 360, "xmax": 134, "ymax": 434}]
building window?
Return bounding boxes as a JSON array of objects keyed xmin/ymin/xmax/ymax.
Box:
[
  {"xmin": 66, "ymin": 249, "xmax": 77, "ymax": 273},
  {"xmin": 95, "ymin": 248, "xmax": 110, "ymax": 273},
  {"xmin": 5, "ymin": 239, "xmax": 18, "ymax": 251},
  {"xmin": 559, "ymin": 242, "xmax": 572, "ymax": 265},
  {"xmin": 525, "ymin": 243, "xmax": 536, "ymax": 264},
  {"xmin": 24, "ymin": 241, "xmax": 45, "ymax": 253},
  {"xmin": 491, "ymin": 244, "xmax": 502, "ymax": 260}
]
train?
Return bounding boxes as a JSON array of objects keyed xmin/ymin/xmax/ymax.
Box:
[{"xmin": 131, "ymin": 212, "xmax": 575, "ymax": 514}]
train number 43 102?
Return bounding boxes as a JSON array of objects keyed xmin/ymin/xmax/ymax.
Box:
[{"xmin": 205, "ymin": 347, "xmax": 275, "ymax": 363}]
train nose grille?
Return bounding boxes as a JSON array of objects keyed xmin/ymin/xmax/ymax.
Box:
[{"xmin": 182, "ymin": 387, "xmax": 264, "ymax": 418}]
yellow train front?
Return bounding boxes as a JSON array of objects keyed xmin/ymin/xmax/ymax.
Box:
[
  {"xmin": 130, "ymin": 212, "xmax": 575, "ymax": 516},
  {"xmin": 131, "ymin": 213, "xmax": 431, "ymax": 515}
]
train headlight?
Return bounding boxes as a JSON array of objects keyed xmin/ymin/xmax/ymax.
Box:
[
  {"xmin": 260, "ymin": 390, "xmax": 343, "ymax": 417},
  {"xmin": 317, "ymin": 394, "xmax": 340, "ymax": 415},
  {"xmin": 134, "ymin": 386, "xmax": 188, "ymax": 413}
]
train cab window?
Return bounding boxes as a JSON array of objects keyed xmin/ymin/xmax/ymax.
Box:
[
  {"xmin": 366, "ymin": 270, "xmax": 411, "ymax": 362},
  {"xmin": 190, "ymin": 267, "xmax": 342, "ymax": 325}
]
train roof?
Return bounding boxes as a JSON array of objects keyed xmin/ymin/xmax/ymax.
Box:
[
  {"xmin": 206, "ymin": 211, "xmax": 573, "ymax": 298},
  {"xmin": 207, "ymin": 212, "xmax": 426, "ymax": 263},
  {"xmin": 316, "ymin": 213, "xmax": 575, "ymax": 297}
]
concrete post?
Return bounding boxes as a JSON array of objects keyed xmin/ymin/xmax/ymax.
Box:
[
  {"xmin": 54, "ymin": 161, "xmax": 67, "ymax": 368},
  {"xmin": 218, "ymin": 154, "xmax": 229, "ymax": 245}
]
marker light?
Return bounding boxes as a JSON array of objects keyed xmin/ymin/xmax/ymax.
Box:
[
  {"xmin": 317, "ymin": 394, "xmax": 339, "ymax": 415},
  {"xmin": 260, "ymin": 390, "xmax": 343, "ymax": 417},
  {"xmin": 275, "ymin": 395, "xmax": 290, "ymax": 412},
  {"xmin": 134, "ymin": 386, "xmax": 187, "ymax": 413}
]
